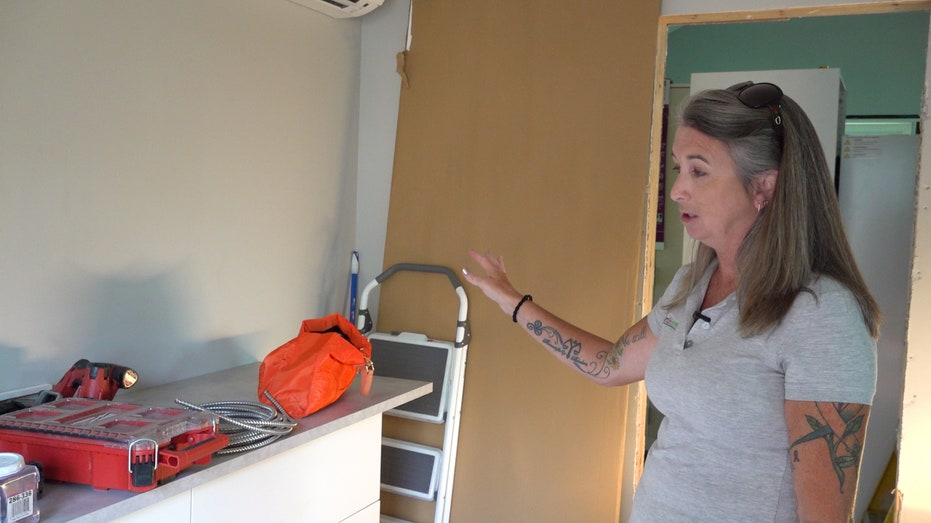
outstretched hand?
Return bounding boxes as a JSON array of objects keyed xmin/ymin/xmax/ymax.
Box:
[{"xmin": 462, "ymin": 249, "xmax": 523, "ymax": 315}]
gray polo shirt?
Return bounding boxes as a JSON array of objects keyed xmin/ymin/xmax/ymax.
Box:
[{"xmin": 631, "ymin": 263, "xmax": 876, "ymax": 522}]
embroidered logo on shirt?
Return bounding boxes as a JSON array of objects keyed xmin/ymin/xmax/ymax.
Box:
[{"xmin": 662, "ymin": 316, "xmax": 678, "ymax": 330}]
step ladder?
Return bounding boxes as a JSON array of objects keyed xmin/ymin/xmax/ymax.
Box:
[{"xmin": 356, "ymin": 263, "xmax": 470, "ymax": 523}]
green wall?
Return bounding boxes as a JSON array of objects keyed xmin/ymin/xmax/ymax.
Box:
[{"xmin": 666, "ymin": 12, "xmax": 929, "ymax": 116}]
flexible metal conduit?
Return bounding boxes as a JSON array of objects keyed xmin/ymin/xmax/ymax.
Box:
[{"xmin": 175, "ymin": 392, "xmax": 297, "ymax": 454}]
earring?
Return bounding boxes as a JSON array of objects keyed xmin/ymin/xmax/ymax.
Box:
[{"xmin": 756, "ymin": 200, "xmax": 768, "ymax": 213}]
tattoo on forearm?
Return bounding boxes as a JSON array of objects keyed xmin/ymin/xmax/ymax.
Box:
[
  {"xmin": 527, "ymin": 320, "xmax": 611, "ymax": 379},
  {"xmin": 790, "ymin": 402, "xmax": 865, "ymax": 493},
  {"xmin": 525, "ymin": 320, "xmax": 645, "ymax": 379}
]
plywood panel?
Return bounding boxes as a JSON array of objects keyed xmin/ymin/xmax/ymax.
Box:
[{"xmin": 380, "ymin": 2, "xmax": 660, "ymax": 521}]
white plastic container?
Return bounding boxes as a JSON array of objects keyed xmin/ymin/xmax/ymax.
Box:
[{"xmin": 0, "ymin": 453, "xmax": 39, "ymax": 523}]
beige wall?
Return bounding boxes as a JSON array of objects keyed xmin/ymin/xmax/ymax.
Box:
[{"xmin": 379, "ymin": 2, "xmax": 660, "ymax": 522}]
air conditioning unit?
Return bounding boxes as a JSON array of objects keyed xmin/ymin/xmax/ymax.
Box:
[{"xmin": 288, "ymin": 0, "xmax": 385, "ymax": 18}]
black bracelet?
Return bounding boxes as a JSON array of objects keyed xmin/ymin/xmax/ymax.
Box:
[{"xmin": 512, "ymin": 294, "xmax": 533, "ymax": 323}]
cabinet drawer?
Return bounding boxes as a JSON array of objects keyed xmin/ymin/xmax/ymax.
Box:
[{"xmin": 191, "ymin": 415, "xmax": 382, "ymax": 521}]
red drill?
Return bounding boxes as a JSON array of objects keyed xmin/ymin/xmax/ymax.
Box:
[{"xmin": 50, "ymin": 359, "xmax": 139, "ymax": 401}]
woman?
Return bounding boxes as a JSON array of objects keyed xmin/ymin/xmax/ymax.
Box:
[{"xmin": 463, "ymin": 82, "xmax": 879, "ymax": 522}]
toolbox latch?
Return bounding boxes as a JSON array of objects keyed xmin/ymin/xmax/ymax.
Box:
[{"xmin": 128, "ymin": 438, "xmax": 158, "ymax": 488}]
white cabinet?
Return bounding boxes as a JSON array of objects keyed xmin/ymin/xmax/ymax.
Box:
[
  {"xmin": 342, "ymin": 501, "xmax": 381, "ymax": 523},
  {"xmin": 110, "ymin": 492, "xmax": 192, "ymax": 523},
  {"xmin": 111, "ymin": 415, "xmax": 382, "ymax": 523},
  {"xmin": 191, "ymin": 415, "xmax": 382, "ymax": 522}
]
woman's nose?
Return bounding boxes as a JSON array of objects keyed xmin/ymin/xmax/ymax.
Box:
[{"xmin": 669, "ymin": 172, "xmax": 687, "ymax": 202}]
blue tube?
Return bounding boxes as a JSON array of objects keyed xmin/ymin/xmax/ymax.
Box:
[{"xmin": 349, "ymin": 251, "xmax": 359, "ymax": 323}]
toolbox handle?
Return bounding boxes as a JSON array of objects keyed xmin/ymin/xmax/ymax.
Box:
[
  {"xmin": 356, "ymin": 263, "xmax": 470, "ymax": 347},
  {"xmin": 127, "ymin": 437, "xmax": 158, "ymax": 489},
  {"xmin": 127, "ymin": 438, "xmax": 158, "ymax": 473}
]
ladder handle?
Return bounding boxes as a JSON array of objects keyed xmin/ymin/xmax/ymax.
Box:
[
  {"xmin": 356, "ymin": 264, "xmax": 470, "ymax": 347},
  {"xmin": 374, "ymin": 263, "xmax": 463, "ymax": 289}
]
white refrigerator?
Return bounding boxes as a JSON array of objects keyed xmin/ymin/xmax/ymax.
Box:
[{"xmin": 837, "ymin": 134, "xmax": 919, "ymax": 521}]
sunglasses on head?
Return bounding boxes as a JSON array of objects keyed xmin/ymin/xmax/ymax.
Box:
[{"xmin": 727, "ymin": 81, "xmax": 784, "ymax": 148}]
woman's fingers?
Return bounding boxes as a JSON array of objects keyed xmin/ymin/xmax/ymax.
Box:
[{"xmin": 468, "ymin": 249, "xmax": 506, "ymax": 277}]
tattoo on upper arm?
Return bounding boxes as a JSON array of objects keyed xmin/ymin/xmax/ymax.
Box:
[
  {"xmin": 524, "ymin": 320, "xmax": 647, "ymax": 380},
  {"xmin": 620, "ymin": 323, "xmax": 648, "ymax": 348},
  {"xmin": 789, "ymin": 402, "xmax": 866, "ymax": 493}
]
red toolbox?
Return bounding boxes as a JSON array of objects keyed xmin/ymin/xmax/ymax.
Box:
[{"xmin": 0, "ymin": 398, "xmax": 229, "ymax": 492}]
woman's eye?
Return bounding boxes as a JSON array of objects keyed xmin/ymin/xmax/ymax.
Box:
[{"xmin": 690, "ymin": 168, "xmax": 707, "ymax": 178}]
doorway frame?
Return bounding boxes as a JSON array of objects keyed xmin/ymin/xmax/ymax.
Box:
[{"xmin": 624, "ymin": 1, "xmax": 931, "ymax": 520}]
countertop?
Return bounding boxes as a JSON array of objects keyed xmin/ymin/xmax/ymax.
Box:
[{"xmin": 34, "ymin": 363, "xmax": 431, "ymax": 522}]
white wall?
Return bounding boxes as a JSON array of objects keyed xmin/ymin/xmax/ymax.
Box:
[
  {"xmin": 900, "ymin": 22, "xmax": 931, "ymax": 521},
  {"xmin": 357, "ymin": 0, "xmax": 411, "ymax": 317},
  {"xmin": 0, "ymin": 0, "xmax": 362, "ymax": 392}
]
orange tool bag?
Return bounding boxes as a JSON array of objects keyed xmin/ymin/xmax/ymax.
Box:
[{"xmin": 258, "ymin": 314, "xmax": 373, "ymax": 418}]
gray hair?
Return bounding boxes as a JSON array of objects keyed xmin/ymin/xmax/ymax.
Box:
[
  {"xmin": 678, "ymin": 88, "xmax": 782, "ymax": 190},
  {"xmin": 667, "ymin": 86, "xmax": 880, "ymax": 338}
]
